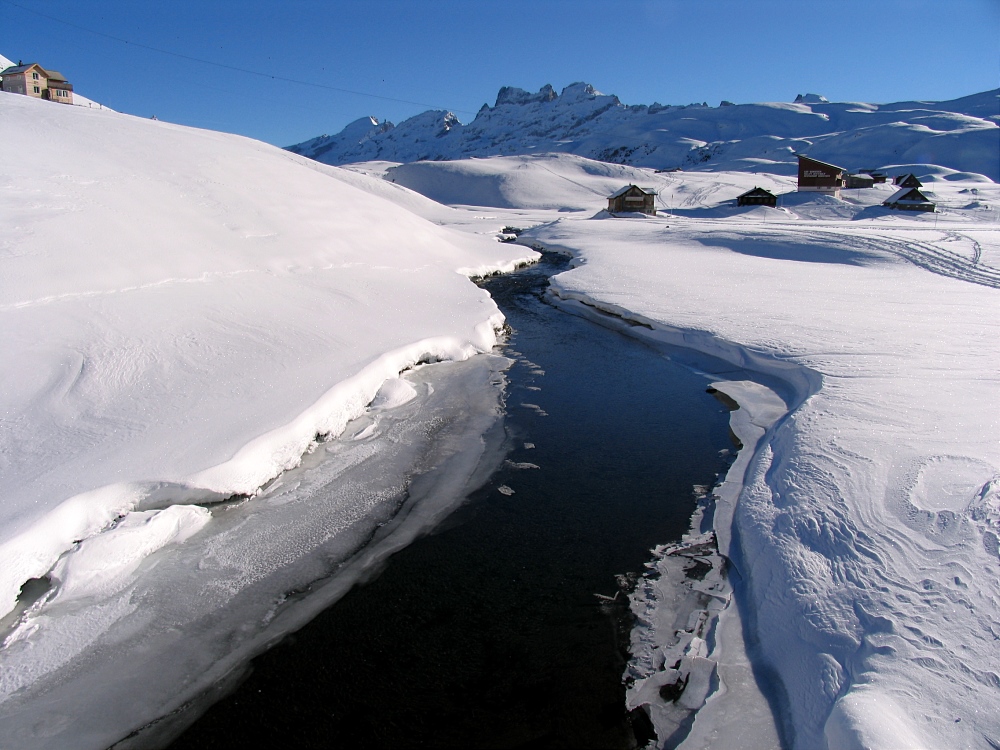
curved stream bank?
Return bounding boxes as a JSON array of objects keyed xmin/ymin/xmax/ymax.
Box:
[{"xmin": 167, "ymin": 253, "xmax": 742, "ymax": 748}]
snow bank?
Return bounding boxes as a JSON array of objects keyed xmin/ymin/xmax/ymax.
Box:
[
  {"xmin": 523, "ymin": 207, "xmax": 1000, "ymax": 749},
  {"xmin": 0, "ymin": 92, "xmax": 536, "ymax": 621}
]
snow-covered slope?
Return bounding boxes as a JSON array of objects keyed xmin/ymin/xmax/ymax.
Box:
[
  {"xmin": 289, "ymin": 82, "xmax": 999, "ymax": 181},
  {"xmin": 0, "ymin": 91, "xmax": 533, "ymax": 625},
  {"xmin": 429, "ymin": 153, "xmax": 998, "ymax": 749}
]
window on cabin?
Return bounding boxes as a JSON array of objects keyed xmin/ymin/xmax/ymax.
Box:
[
  {"xmin": 33, "ymin": 86, "xmax": 40, "ymax": 94},
  {"xmin": 32, "ymin": 72, "xmax": 39, "ymax": 80}
]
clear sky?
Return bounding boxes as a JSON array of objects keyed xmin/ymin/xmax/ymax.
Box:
[{"xmin": 2, "ymin": 0, "xmax": 997, "ymax": 147}]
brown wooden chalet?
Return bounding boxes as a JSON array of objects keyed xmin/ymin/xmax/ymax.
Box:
[
  {"xmin": 608, "ymin": 185, "xmax": 657, "ymax": 215},
  {"xmin": 859, "ymin": 169, "xmax": 887, "ymax": 184},
  {"xmin": 797, "ymin": 155, "xmax": 846, "ymax": 194},
  {"xmin": 736, "ymin": 187, "xmax": 778, "ymax": 207},
  {"xmin": 845, "ymin": 173, "xmax": 875, "ymax": 189},
  {"xmin": 893, "ymin": 173, "xmax": 923, "ymax": 188},
  {"xmin": 1, "ymin": 62, "xmax": 74, "ymax": 104},
  {"xmin": 883, "ymin": 187, "xmax": 935, "ymax": 212}
]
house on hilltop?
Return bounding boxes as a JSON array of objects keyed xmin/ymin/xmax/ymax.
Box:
[
  {"xmin": 608, "ymin": 185, "xmax": 657, "ymax": 215},
  {"xmin": 797, "ymin": 155, "xmax": 846, "ymax": 195},
  {"xmin": 1, "ymin": 63, "xmax": 74, "ymax": 104},
  {"xmin": 736, "ymin": 187, "xmax": 778, "ymax": 207},
  {"xmin": 883, "ymin": 187, "xmax": 935, "ymax": 212}
]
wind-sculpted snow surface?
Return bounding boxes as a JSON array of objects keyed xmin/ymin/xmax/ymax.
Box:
[
  {"xmin": 0, "ymin": 92, "xmax": 535, "ymax": 634},
  {"xmin": 523, "ymin": 208, "xmax": 1000, "ymax": 749},
  {"xmin": 289, "ymin": 82, "xmax": 999, "ymax": 180}
]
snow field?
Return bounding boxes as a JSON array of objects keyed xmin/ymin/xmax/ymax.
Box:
[
  {"xmin": 522, "ymin": 207, "xmax": 1000, "ymax": 749},
  {"xmin": 384, "ymin": 150, "xmax": 1000, "ymax": 749},
  {"xmin": 0, "ymin": 92, "xmax": 535, "ymax": 627}
]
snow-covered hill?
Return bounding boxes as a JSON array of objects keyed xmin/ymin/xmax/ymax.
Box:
[
  {"xmin": 0, "ymin": 91, "xmax": 537, "ymax": 747},
  {"xmin": 289, "ymin": 82, "xmax": 1000, "ymax": 181}
]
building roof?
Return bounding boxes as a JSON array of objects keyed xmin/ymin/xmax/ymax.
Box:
[
  {"xmin": 884, "ymin": 187, "xmax": 933, "ymax": 205},
  {"xmin": 737, "ymin": 187, "xmax": 776, "ymax": 198},
  {"xmin": 1, "ymin": 63, "xmax": 47, "ymax": 76},
  {"xmin": 608, "ymin": 184, "xmax": 656, "ymax": 199},
  {"xmin": 797, "ymin": 154, "xmax": 846, "ymax": 173},
  {"xmin": 0, "ymin": 64, "xmax": 70, "ymax": 84}
]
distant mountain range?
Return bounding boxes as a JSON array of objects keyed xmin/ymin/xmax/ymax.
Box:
[{"xmin": 288, "ymin": 83, "xmax": 1000, "ymax": 180}]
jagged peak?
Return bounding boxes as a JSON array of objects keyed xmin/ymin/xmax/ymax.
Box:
[
  {"xmin": 560, "ymin": 82, "xmax": 601, "ymax": 99},
  {"xmin": 494, "ymin": 84, "xmax": 557, "ymax": 107},
  {"xmin": 795, "ymin": 93, "xmax": 829, "ymax": 104}
]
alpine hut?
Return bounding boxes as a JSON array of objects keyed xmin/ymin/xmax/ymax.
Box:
[
  {"xmin": 607, "ymin": 185, "xmax": 657, "ymax": 215},
  {"xmin": 893, "ymin": 174, "xmax": 923, "ymax": 188},
  {"xmin": 736, "ymin": 187, "xmax": 778, "ymax": 207},
  {"xmin": 797, "ymin": 155, "xmax": 846, "ymax": 195},
  {"xmin": 0, "ymin": 63, "xmax": 74, "ymax": 104},
  {"xmin": 883, "ymin": 187, "xmax": 935, "ymax": 212},
  {"xmin": 845, "ymin": 173, "xmax": 875, "ymax": 189}
]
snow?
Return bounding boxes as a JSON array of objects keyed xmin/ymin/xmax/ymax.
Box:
[
  {"xmin": 3, "ymin": 65, "xmax": 999, "ymax": 750},
  {"xmin": 289, "ymin": 82, "xmax": 999, "ymax": 180},
  {"xmin": 486, "ymin": 159, "xmax": 998, "ymax": 749},
  {"xmin": 0, "ymin": 90, "xmax": 534, "ymax": 666},
  {"xmin": 349, "ymin": 148, "xmax": 999, "ymax": 748}
]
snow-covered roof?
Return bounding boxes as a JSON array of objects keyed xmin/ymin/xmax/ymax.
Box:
[
  {"xmin": 609, "ymin": 184, "xmax": 655, "ymax": 199},
  {"xmin": 737, "ymin": 186, "xmax": 776, "ymax": 198},
  {"xmin": 797, "ymin": 154, "xmax": 846, "ymax": 173},
  {"xmin": 884, "ymin": 187, "xmax": 932, "ymax": 204}
]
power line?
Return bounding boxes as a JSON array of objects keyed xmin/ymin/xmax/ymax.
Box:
[{"xmin": 0, "ymin": 0, "xmax": 476, "ymax": 116}]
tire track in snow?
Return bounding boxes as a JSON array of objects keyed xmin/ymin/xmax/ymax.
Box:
[{"xmin": 874, "ymin": 235, "xmax": 1000, "ymax": 288}]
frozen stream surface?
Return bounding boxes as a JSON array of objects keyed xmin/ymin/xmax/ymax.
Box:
[
  {"xmin": 0, "ymin": 354, "xmax": 512, "ymax": 750},
  {"xmin": 167, "ymin": 253, "xmax": 740, "ymax": 748}
]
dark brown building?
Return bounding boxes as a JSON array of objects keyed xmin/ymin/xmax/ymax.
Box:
[
  {"xmin": 846, "ymin": 173, "xmax": 875, "ymax": 189},
  {"xmin": 736, "ymin": 187, "xmax": 778, "ymax": 206},
  {"xmin": 797, "ymin": 155, "xmax": 846, "ymax": 194},
  {"xmin": 893, "ymin": 173, "xmax": 923, "ymax": 188},
  {"xmin": 859, "ymin": 170, "xmax": 887, "ymax": 183},
  {"xmin": 884, "ymin": 187, "xmax": 935, "ymax": 212},
  {"xmin": 607, "ymin": 185, "xmax": 657, "ymax": 215}
]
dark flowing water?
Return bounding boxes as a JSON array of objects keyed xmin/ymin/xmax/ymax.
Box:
[{"xmin": 169, "ymin": 252, "xmax": 734, "ymax": 748}]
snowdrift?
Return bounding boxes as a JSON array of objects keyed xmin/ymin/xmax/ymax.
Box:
[{"xmin": 0, "ymin": 91, "xmax": 535, "ymax": 623}]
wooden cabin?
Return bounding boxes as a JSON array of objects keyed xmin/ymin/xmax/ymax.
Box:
[
  {"xmin": 859, "ymin": 170, "xmax": 887, "ymax": 184},
  {"xmin": 893, "ymin": 173, "xmax": 923, "ymax": 188},
  {"xmin": 846, "ymin": 173, "xmax": 875, "ymax": 189},
  {"xmin": 1, "ymin": 63, "xmax": 74, "ymax": 104},
  {"xmin": 736, "ymin": 187, "xmax": 778, "ymax": 207},
  {"xmin": 797, "ymin": 155, "xmax": 846, "ymax": 195},
  {"xmin": 883, "ymin": 187, "xmax": 935, "ymax": 212},
  {"xmin": 608, "ymin": 185, "xmax": 657, "ymax": 215}
]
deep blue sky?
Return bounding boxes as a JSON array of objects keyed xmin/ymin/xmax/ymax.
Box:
[{"xmin": 2, "ymin": 0, "xmax": 997, "ymax": 147}]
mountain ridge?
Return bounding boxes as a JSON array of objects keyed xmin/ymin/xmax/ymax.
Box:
[{"xmin": 288, "ymin": 83, "xmax": 1000, "ymax": 180}]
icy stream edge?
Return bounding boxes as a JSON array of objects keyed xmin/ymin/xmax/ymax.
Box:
[{"xmin": 541, "ymin": 280, "xmax": 807, "ymax": 749}]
